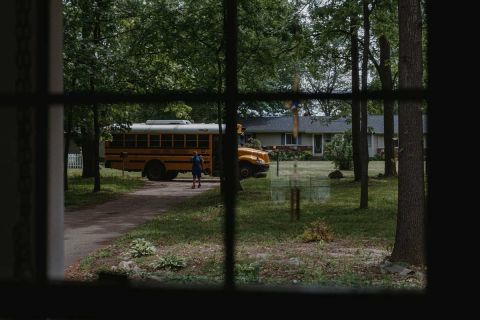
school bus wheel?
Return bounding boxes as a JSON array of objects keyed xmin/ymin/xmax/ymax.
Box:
[
  {"xmin": 239, "ymin": 162, "xmax": 252, "ymax": 180},
  {"xmin": 165, "ymin": 171, "xmax": 179, "ymax": 180},
  {"xmin": 145, "ymin": 160, "xmax": 165, "ymax": 181}
]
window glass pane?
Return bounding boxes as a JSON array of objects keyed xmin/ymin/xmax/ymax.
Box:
[
  {"xmin": 150, "ymin": 134, "xmax": 160, "ymax": 147},
  {"xmin": 186, "ymin": 134, "xmax": 197, "ymax": 148},
  {"xmin": 198, "ymin": 135, "xmax": 209, "ymax": 148},
  {"xmin": 137, "ymin": 134, "xmax": 148, "ymax": 147},
  {"xmin": 111, "ymin": 134, "xmax": 124, "ymax": 147},
  {"xmin": 285, "ymin": 133, "xmax": 296, "ymax": 145},
  {"xmin": 161, "ymin": 134, "xmax": 173, "ymax": 148},
  {"xmin": 174, "ymin": 134, "xmax": 185, "ymax": 148},
  {"xmin": 125, "ymin": 134, "xmax": 135, "ymax": 147}
]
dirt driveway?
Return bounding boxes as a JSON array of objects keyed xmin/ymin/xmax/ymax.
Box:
[{"xmin": 64, "ymin": 180, "xmax": 218, "ymax": 269}]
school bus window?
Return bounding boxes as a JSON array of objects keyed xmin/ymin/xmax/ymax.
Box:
[
  {"xmin": 186, "ymin": 134, "xmax": 197, "ymax": 148},
  {"xmin": 111, "ymin": 134, "xmax": 124, "ymax": 147},
  {"xmin": 125, "ymin": 134, "xmax": 135, "ymax": 147},
  {"xmin": 199, "ymin": 134, "xmax": 209, "ymax": 148},
  {"xmin": 150, "ymin": 134, "xmax": 160, "ymax": 147},
  {"xmin": 137, "ymin": 134, "xmax": 148, "ymax": 147},
  {"xmin": 174, "ymin": 134, "xmax": 185, "ymax": 148},
  {"xmin": 161, "ymin": 134, "xmax": 173, "ymax": 148}
]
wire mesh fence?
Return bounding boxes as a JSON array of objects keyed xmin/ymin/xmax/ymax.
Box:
[{"xmin": 269, "ymin": 175, "xmax": 330, "ymax": 204}]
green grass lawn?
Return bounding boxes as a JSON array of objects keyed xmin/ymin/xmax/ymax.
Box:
[
  {"xmin": 68, "ymin": 161, "xmax": 425, "ymax": 290},
  {"xmin": 65, "ymin": 167, "xmax": 145, "ymax": 210}
]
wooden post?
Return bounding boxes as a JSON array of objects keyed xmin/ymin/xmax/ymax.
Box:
[
  {"xmin": 295, "ymin": 188, "xmax": 300, "ymax": 220},
  {"xmin": 290, "ymin": 188, "xmax": 294, "ymax": 222},
  {"xmin": 276, "ymin": 152, "xmax": 279, "ymax": 176},
  {"xmin": 120, "ymin": 152, "xmax": 128, "ymax": 177}
]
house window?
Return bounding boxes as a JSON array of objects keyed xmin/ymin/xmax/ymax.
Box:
[
  {"xmin": 285, "ymin": 133, "xmax": 297, "ymax": 145},
  {"xmin": 324, "ymin": 134, "xmax": 332, "ymax": 144},
  {"xmin": 393, "ymin": 138, "xmax": 399, "ymax": 148},
  {"xmin": 368, "ymin": 134, "xmax": 372, "ymax": 147}
]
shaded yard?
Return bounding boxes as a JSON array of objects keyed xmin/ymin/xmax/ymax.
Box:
[
  {"xmin": 65, "ymin": 167, "xmax": 145, "ymax": 210},
  {"xmin": 66, "ymin": 161, "xmax": 426, "ymax": 290}
]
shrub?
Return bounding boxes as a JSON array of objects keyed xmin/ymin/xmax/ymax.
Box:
[
  {"xmin": 299, "ymin": 219, "xmax": 334, "ymax": 243},
  {"xmin": 271, "ymin": 150, "xmax": 313, "ymax": 161},
  {"xmin": 244, "ymin": 137, "xmax": 262, "ymax": 150},
  {"xmin": 151, "ymin": 254, "xmax": 187, "ymax": 271},
  {"xmin": 235, "ymin": 262, "xmax": 260, "ymax": 283},
  {"xmin": 323, "ymin": 131, "xmax": 353, "ymax": 170},
  {"xmin": 370, "ymin": 154, "xmax": 384, "ymax": 161},
  {"xmin": 127, "ymin": 238, "xmax": 156, "ymax": 258}
]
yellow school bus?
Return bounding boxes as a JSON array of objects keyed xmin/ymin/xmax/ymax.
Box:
[{"xmin": 104, "ymin": 120, "xmax": 270, "ymax": 180}]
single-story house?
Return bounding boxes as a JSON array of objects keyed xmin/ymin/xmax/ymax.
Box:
[{"xmin": 239, "ymin": 115, "xmax": 427, "ymax": 157}]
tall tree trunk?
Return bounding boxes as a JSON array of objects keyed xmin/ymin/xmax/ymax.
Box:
[
  {"xmin": 79, "ymin": 0, "xmax": 95, "ymax": 179},
  {"xmin": 217, "ymin": 59, "xmax": 225, "ymax": 194},
  {"xmin": 391, "ymin": 0, "xmax": 425, "ymax": 265},
  {"xmin": 81, "ymin": 127, "xmax": 96, "ymax": 178},
  {"xmin": 64, "ymin": 106, "xmax": 72, "ymax": 191},
  {"xmin": 379, "ymin": 35, "xmax": 396, "ymax": 177},
  {"xmin": 92, "ymin": 2, "xmax": 101, "ymax": 193},
  {"xmin": 360, "ymin": 0, "xmax": 370, "ymax": 209},
  {"xmin": 93, "ymin": 103, "xmax": 100, "ymax": 192},
  {"xmin": 350, "ymin": 15, "xmax": 361, "ymax": 182}
]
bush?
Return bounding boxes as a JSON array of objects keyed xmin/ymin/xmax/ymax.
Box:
[
  {"xmin": 151, "ymin": 254, "xmax": 187, "ymax": 271},
  {"xmin": 244, "ymin": 137, "xmax": 262, "ymax": 150},
  {"xmin": 323, "ymin": 131, "xmax": 353, "ymax": 170},
  {"xmin": 369, "ymin": 154, "xmax": 384, "ymax": 161},
  {"xmin": 127, "ymin": 238, "xmax": 156, "ymax": 258},
  {"xmin": 271, "ymin": 150, "xmax": 313, "ymax": 161},
  {"xmin": 235, "ymin": 262, "xmax": 260, "ymax": 283},
  {"xmin": 299, "ymin": 219, "xmax": 334, "ymax": 243}
]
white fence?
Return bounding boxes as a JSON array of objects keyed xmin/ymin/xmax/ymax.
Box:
[{"xmin": 68, "ymin": 153, "xmax": 83, "ymax": 169}]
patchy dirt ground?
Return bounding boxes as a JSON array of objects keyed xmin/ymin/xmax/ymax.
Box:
[
  {"xmin": 64, "ymin": 180, "xmax": 218, "ymax": 270},
  {"xmin": 65, "ymin": 239, "xmax": 426, "ymax": 289}
]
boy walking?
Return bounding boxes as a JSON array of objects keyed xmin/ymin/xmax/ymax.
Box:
[{"xmin": 191, "ymin": 151, "xmax": 204, "ymax": 188}]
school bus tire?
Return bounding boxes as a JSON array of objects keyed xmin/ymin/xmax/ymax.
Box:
[
  {"xmin": 239, "ymin": 162, "xmax": 252, "ymax": 180},
  {"xmin": 145, "ymin": 160, "xmax": 166, "ymax": 181},
  {"xmin": 165, "ymin": 171, "xmax": 179, "ymax": 180}
]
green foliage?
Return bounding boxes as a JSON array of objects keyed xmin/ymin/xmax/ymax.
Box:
[
  {"xmin": 323, "ymin": 131, "xmax": 353, "ymax": 170},
  {"xmin": 244, "ymin": 137, "xmax": 262, "ymax": 150},
  {"xmin": 65, "ymin": 168, "xmax": 144, "ymax": 209},
  {"xmin": 299, "ymin": 219, "xmax": 334, "ymax": 243},
  {"xmin": 76, "ymin": 162, "xmax": 421, "ymax": 288},
  {"xmin": 271, "ymin": 150, "xmax": 313, "ymax": 161},
  {"xmin": 128, "ymin": 238, "xmax": 156, "ymax": 258},
  {"xmin": 151, "ymin": 254, "xmax": 187, "ymax": 271},
  {"xmin": 235, "ymin": 262, "xmax": 260, "ymax": 283},
  {"xmin": 370, "ymin": 154, "xmax": 384, "ymax": 161}
]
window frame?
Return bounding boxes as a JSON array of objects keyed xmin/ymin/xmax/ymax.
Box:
[
  {"xmin": 0, "ymin": 0, "xmax": 433, "ymax": 309},
  {"xmin": 284, "ymin": 133, "xmax": 297, "ymax": 145}
]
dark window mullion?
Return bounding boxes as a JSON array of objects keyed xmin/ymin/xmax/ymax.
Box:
[
  {"xmin": 0, "ymin": 90, "xmax": 428, "ymax": 107},
  {"xmin": 223, "ymin": 0, "xmax": 238, "ymax": 290},
  {"xmin": 36, "ymin": 0, "xmax": 50, "ymax": 282}
]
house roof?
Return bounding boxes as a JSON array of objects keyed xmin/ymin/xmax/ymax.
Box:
[{"xmin": 239, "ymin": 115, "xmax": 428, "ymax": 134}]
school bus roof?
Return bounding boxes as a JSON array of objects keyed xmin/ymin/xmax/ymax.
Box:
[{"xmin": 128, "ymin": 123, "xmax": 227, "ymax": 134}]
